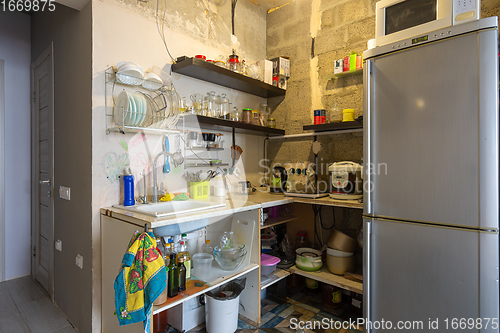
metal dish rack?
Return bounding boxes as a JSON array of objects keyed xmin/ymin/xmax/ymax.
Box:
[{"xmin": 104, "ymin": 67, "xmax": 181, "ymax": 135}]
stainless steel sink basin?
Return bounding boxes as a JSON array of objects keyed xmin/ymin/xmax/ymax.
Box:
[{"xmin": 115, "ymin": 200, "xmax": 226, "ymax": 218}]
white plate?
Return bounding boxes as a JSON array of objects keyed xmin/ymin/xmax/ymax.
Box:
[
  {"xmin": 139, "ymin": 94, "xmax": 147, "ymax": 126},
  {"xmin": 142, "ymin": 72, "xmax": 163, "ymax": 90},
  {"xmin": 114, "ymin": 91, "xmax": 129, "ymax": 126},
  {"xmin": 127, "ymin": 93, "xmax": 137, "ymax": 126},
  {"xmin": 131, "ymin": 93, "xmax": 144, "ymax": 126},
  {"xmin": 116, "ymin": 69, "xmax": 143, "ymax": 86}
]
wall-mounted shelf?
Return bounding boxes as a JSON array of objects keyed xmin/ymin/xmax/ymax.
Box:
[
  {"xmin": 325, "ymin": 68, "xmax": 363, "ymax": 80},
  {"xmin": 172, "ymin": 57, "xmax": 286, "ymax": 98},
  {"xmin": 289, "ymin": 266, "xmax": 363, "ymax": 294},
  {"xmin": 303, "ymin": 119, "xmax": 363, "ymax": 133},
  {"xmin": 183, "ymin": 114, "xmax": 285, "ymax": 137}
]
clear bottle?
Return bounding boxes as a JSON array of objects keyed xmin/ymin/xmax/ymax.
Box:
[
  {"xmin": 180, "ymin": 96, "xmax": 187, "ymax": 113},
  {"xmin": 202, "ymin": 240, "xmax": 213, "ymax": 254},
  {"xmin": 177, "ymin": 237, "xmax": 191, "ymax": 281},
  {"xmin": 167, "ymin": 253, "xmax": 178, "ymax": 297},
  {"xmin": 177, "ymin": 257, "xmax": 187, "ymax": 292},
  {"xmin": 164, "ymin": 240, "xmax": 175, "ymax": 266}
]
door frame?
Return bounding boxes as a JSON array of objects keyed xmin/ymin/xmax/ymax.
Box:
[
  {"xmin": 31, "ymin": 43, "xmax": 54, "ymax": 298},
  {"xmin": 0, "ymin": 59, "xmax": 5, "ymax": 282}
]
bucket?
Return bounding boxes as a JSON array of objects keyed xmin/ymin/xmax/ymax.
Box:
[{"xmin": 205, "ymin": 294, "xmax": 239, "ymax": 333}]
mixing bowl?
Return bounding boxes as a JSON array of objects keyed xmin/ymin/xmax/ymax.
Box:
[
  {"xmin": 213, "ymin": 243, "xmax": 247, "ymax": 271},
  {"xmin": 295, "ymin": 248, "xmax": 323, "ymax": 271}
]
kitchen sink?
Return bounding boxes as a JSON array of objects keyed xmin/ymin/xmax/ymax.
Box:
[{"xmin": 115, "ymin": 200, "xmax": 226, "ymax": 218}]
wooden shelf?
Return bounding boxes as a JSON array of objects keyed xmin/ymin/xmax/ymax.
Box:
[
  {"xmin": 172, "ymin": 57, "xmax": 286, "ymax": 98},
  {"xmin": 289, "ymin": 265, "xmax": 363, "ymax": 294},
  {"xmin": 260, "ymin": 269, "xmax": 290, "ymax": 290},
  {"xmin": 303, "ymin": 119, "xmax": 363, "ymax": 133},
  {"xmin": 153, "ymin": 263, "xmax": 259, "ymax": 314},
  {"xmin": 183, "ymin": 114, "xmax": 285, "ymax": 137},
  {"xmin": 293, "ymin": 196, "xmax": 363, "ymax": 209},
  {"xmin": 260, "ymin": 215, "xmax": 298, "ymax": 229},
  {"xmin": 325, "ymin": 68, "xmax": 363, "ymax": 80}
]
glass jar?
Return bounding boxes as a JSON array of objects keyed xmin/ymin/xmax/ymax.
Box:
[
  {"xmin": 205, "ymin": 91, "xmax": 219, "ymax": 117},
  {"xmin": 267, "ymin": 118, "xmax": 276, "ymax": 128},
  {"xmin": 219, "ymin": 93, "xmax": 230, "ymax": 119},
  {"xmin": 242, "ymin": 109, "xmax": 252, "ymax": 124},
  {"xmin": 228, "ymin": 54, "xmax": 240, "ymax": 73},
  {"xmin": 295, "ymin": 231, "xmax": 309, "ymax": 250},
  {"xmin": 230, "ymin": 106, "xmax": 241, "ymax": 122}
]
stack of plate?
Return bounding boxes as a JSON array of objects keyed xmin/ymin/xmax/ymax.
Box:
[
  {"xmin": 116, "ymin": 62, "xmax": 143, "ymax": 86},
  {"xmin": 114, "ymin": 91, "xmax": 148, "ymax": 127}
]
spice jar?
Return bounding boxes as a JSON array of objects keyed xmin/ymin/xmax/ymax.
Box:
[
  {"xmin": 242, "ymin": 109, "xmax": 252, "ymax": 124},
  {"xmin": 251, "ymin": 110, "xmax": 260, "ymax": 125},
  {"xmin": 267, "ymin": 118, "xmax": 276, "ymax": 128},
  {"xmin": 228, "ymin": 54, "xmax": 240, "ymax": 73}
]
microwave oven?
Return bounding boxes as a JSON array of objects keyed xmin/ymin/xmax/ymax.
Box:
[{"xmin": 375, "ymin": 0, "xmax": 480, "ymax": 46}]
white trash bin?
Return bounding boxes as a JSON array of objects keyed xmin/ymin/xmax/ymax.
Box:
[{"xmin": 205, "ymin": 293, "xmax": 240, "ymax": 333}]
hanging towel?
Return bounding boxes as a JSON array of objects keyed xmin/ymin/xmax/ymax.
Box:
[{"xmin": 114, "ymin": 230, "xmax": 166, "ymax": 331}]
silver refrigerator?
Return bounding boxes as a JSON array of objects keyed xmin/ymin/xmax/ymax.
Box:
[{"xmin": 363, "ymin": 17, "xmax": 499, "ymax": 332}]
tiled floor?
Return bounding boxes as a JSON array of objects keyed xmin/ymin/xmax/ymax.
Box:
[
  {"xmin": 180, "ymin": 282, "xmax": 363, "ymax": 333},
  {"xmin": 0, "ymin": 276, "xmax": 77, "ymax": 333}
]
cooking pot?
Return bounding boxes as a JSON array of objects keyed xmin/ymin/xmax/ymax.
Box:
[{"xmin": 329, "ymin": 161, "xmax": 363, "ymax": 200}]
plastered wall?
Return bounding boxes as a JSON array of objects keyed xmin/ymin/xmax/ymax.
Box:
[{"xmin": 91, "ymin": 0, "xmax": 268, "ymax": 331}]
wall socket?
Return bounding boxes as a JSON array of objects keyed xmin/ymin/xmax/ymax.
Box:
[
  {"xmin": 75, "ymin": 254, "xmax": 83, "ymax": 269},
  {"xmin": 55, "ymin": 240, "xmax": 62, "ymax": 251},
  {"xmin": 59, "ymin": 186, "xmax": 70, "ymax": 200}
]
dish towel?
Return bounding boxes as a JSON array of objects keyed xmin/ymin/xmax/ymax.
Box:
[{"xmin": 114, "ymin": 230, "xmax": 166, "ymax": 332}]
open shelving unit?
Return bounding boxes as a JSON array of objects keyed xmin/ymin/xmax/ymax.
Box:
[
  {"xmin": 303, "ymin": 119, "xmax": 363, "ymax": 133},
  {"xmin": 325, "ymin": 67, "xmax": 363, "ymax": 80},
  {"xmin": 172, "ymin": 57, "xmax": 286, "ymax": 98},
  {"xmin": 153, "ymin": 263, "xmax": 259, "ymax": 314},
  {"xmin": 288, "ymin": 266, "xmax": 363, "ymax": 294},
  {"xmin": 260, "ymin": 269, "xmax": 290, "ymax": 290}
]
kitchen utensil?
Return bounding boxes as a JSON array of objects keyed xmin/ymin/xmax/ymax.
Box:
[
  {"xmin": 326, "ymin": 254, "xmax": 355, "ymax": 275},
  {"xmin": 190, "ymin": 93, "xmax": 203, "ymax": 113},
  {"xmin": 142, "ymin": 72, "xmax": 163, "ymax": 90},
  {"xmin": 114, "ymin": 91, "xmax": 130, "ymax": 126},
  {"xmin": 329, "ymin": 161, "xmax": 363, "ymax": 200},
  {"xmin": 295, "ymin": 248, "xmax": 323, "ymax": 272},
  {"xmin": 231, "ymin": 145, "xmax": 243, "ymax": 160},
  {"xmin": 327, "ymin": 229, "xmax": 357, "ymax": 253},
  {"xmin": 261, "ymin": 253, "xmax": 280, "ymax": 276},
  {"xmin": 213, "ymin": 243, "xmax": 246, "ymax": 271},
  {"xmin": 326, "ymin": 248, "xmax": 354, "ymax": 257},
  {"xmin": 162, "ymin": 136, "xmax": 170, "ymax": 173},
  {"xmin": 192, "ymin": 253, "xmax": 213, "ymax": 280},
  {"xmin": 270, "ymin": 166, "xmax": 287, "ymax": 193}
]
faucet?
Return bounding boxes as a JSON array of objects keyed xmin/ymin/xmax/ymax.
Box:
[{"xmin": 152, "ymin": 151, "xmax": 178, "ymax": 203}]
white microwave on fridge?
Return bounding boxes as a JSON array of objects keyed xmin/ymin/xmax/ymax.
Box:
[{"xmin": 375, "ymin": 0, "xmax": 480, "ymax": 46}]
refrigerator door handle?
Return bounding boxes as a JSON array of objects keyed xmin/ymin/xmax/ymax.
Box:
[
  {"xmin": 363, "ymin": 60, "xmax": 372, "ymax": 214},
  {"xmin": 363, "ymin": 218, "xmax": 372, "ymax": 332}
]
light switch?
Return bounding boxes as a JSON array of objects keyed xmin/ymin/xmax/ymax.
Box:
[
  {"xmin": 55, "ymin": 240, "xmax": 62, "ymax": 251},
  {"xmin": 75, "ymin": 254, "xmax": 83, "ymax": 269},
  {"xmin": 59, "ymin": 186, "xmax": 70, "ymax": 200}
]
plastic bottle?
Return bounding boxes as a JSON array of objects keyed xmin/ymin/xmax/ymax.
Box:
[
  {"xmin": 202, "ymin": 240, "xmax": 213, "ymax": 254},
  {"xmin": 122, "ymin": 170, "xmax": 135, "ymax": 206},
  {"xmin": 167, "ymin": 253, "xmax": 178, "ymax": 297},
  {"xmin": 177, "ymin": 236, "xmax": 191, "ymax": 281},
  {"xmin": 178, "ymin": 257, "xmax": 187, "ymax": 292}
]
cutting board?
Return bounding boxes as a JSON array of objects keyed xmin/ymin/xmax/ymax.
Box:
[{"xmin": 231, "ymin": 217, "xmax": 255, "ymax": 268}]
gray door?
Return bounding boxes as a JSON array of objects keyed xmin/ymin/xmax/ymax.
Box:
[
  {"xmin": 364, "ymin": 218, "xmax": 499, "ymax": 332},
  {"xmin": 364, "ymin": 29, "xmax": 498, "ymax": 229},
  {"xmin": 32, "ymin": 45, "xmax": 54, "ymax": 296}
]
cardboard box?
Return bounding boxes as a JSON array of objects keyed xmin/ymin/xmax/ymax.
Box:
[
  {"xmin": 271, "ymin": 57, "xmax": 290, "ymax": 77},
  {"xmin": 258, "ymin": 59, "xmax": 273, "ymax": 85},
  {"xmin": 334, "ymin": 59, "xmax": 344, "ymax": 74}
]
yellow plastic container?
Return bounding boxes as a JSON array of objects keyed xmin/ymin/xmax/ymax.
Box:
[
  {"xmin": 190, "ymin": 181, "xmax": 210, "ymax": 199},
  {"xmin": 343, "ymin": 109, "xmax": 355, "ymax": 122}
]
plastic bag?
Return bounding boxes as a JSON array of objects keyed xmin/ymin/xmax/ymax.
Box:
[{"xmin": 205, "ymin": 278, "xmax": 246, "ymax": 301}]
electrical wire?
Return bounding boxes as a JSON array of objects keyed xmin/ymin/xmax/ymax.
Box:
[
  {"xmin": 156, "ymin": 0, "xmax": 176, "ymax": 63},
  {"xmin": 231, "ymin": 0, "xmax": 238, "ymax": 36}
]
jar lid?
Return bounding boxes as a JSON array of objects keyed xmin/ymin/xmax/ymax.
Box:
[
  {"xmin": 269, "ymin": 118, "xmax": 276, "ymax": 121},
  {"xmin": 343, "ymin": 109, "xmax": 355, "ymax": 113},
  {"xmin": 242, "ymin": 108, "xmax": 252, "ymax": 111}
]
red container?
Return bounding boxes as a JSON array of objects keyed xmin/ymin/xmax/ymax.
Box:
[
  {"xmin": 195, "ymin": 55, "xmax": 206, "ymax": 60},
  {"xmin": 343, "ymin": 56, "xmax": 350, "ymax": 72}
]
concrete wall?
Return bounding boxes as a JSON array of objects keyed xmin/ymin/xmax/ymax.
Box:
[
  {"xmin": 0, "ymin": 11, "xmax": 31, "ymax": 280},
  {"xmin": 31, "ymin": 3, "xmax": 93, "ymax": 332},
  {"xmin": 266, "ymin": 0, "xmax": 500, "ymax": 246}
]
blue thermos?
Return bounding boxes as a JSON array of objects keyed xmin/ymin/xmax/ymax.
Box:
[{"xmin": 123, "ymin": 174, "xmax": 135, "ymax": 206}]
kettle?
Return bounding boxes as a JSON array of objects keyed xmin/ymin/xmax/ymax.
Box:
[{"xmin": 270, "ymin": 166, "xmax": 288, "ymax": 193}]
